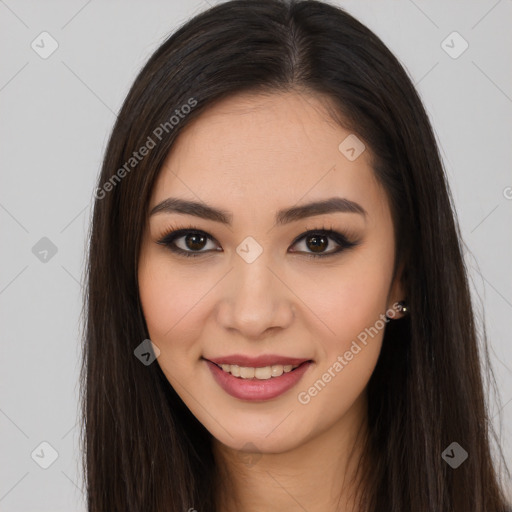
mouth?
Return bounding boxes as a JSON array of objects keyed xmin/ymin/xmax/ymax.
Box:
[
  {"xmin": 202, "ymin": 356, "xmax": 314, "ymax": 401},
  {"xmin": 207, "ymin": 360, "xmax": 312, "ymax": 380}
]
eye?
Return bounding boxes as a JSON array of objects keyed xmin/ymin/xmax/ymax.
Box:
[
  {"xmin": 156, "ymin": 224, "xmax": 220, "ymax": 258},
  {"xmin": 156, "ymin": 223, "xmax": 360, "ymax": 259},
  {"xmin": 289, "ymin": 227, "xmax": 359, "ymax": 258}
]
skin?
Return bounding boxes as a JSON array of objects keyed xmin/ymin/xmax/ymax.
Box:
[{"xmin": 138, "ymin": 90, "xmax": 405, "ymax": 511}]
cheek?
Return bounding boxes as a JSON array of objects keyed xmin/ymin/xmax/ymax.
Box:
[
  {"xmin": 295, "ymin": 254, "xmax": 393, "ymax": 350},
  {"xmin": 138, "ymin": 253, "xmax": 210, "ymax": 343},
  {"xmin": 138, "ymin": 258, "xmax": 210, "ymax": 388},
  {"xmin": 294, "ymin": 263, "xmax": 391, "ymax": 419}
]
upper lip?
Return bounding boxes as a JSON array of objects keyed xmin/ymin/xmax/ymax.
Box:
[{"xmin": 204, "ymin": 354, "xmax": 312, "ymax": 367}]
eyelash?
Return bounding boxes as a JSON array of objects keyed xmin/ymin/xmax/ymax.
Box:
[{"xmin": 156, "ymin": 223, "xmax": 360, "ymax": 259}]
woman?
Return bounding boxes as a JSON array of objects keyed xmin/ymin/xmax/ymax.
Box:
[{"xmin": 80, "ymin": 0, "xmax": 511, "ymax": 510}]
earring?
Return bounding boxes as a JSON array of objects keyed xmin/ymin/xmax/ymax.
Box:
[{"xmin": 397, "ymin": 300, "xmax": 409, "ymax": 314}]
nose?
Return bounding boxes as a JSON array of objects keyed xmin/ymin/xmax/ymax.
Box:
[{"xmin": 216, "ymin": 253, "xmax": 295, "ymax": 340}]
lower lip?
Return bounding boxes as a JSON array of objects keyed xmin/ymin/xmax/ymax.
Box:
[{"xmin": 205, "ymin": 359, "xmax": 313, "ymax": 401}]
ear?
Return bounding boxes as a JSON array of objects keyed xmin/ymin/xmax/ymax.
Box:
[{"xmin": 387, "ymin": 261, "xmax": 407, "ymax": 319}]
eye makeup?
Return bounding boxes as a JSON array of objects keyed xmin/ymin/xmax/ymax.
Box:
[{"xmin": 155, "ymin": 222, "xmax": 362, "ymax": 260}]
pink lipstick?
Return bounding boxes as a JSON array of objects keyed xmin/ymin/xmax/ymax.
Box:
[{"xmin": 203, "ymin": 355, "xmax": 313, "ymax": 401}]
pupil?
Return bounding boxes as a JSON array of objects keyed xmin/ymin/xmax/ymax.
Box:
[
  {"xmin": 308, "ymin": 235, "xmax": 327, "ymax": 252},
  {"xmin": 186, "ymin": 233, "xmax": 206, "ymax": 251}
]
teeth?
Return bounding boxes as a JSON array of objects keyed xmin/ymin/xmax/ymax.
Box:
[
  {"xmin": 240, "ymin": 366, "xmax": 255, "ymax": 379},
  {"xmin": 217, "ymin": 363, "xmax": 301, "ymax": 379}
]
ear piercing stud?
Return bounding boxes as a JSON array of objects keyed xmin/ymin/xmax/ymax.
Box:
[{"xmin": 397, "ymin": 300, "xmax": 409, "ymax": 314}]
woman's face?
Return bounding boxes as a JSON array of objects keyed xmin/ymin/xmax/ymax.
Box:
[{"xmin": 138, "ymin": 91, "xmax": 404, "ymax": 453}]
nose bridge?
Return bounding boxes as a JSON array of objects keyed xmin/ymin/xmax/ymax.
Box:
[
  {"xmin": 235, "ymin": 246, "xmax": 274, "ymax": 300},
  {"xmin": 218, "ymin": 240, "xmax": 294, "ymax": 337}
]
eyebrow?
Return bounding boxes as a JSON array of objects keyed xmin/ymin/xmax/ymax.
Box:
[{"xmin": 149, "ymin": 196, "xmax": 367, "ymax": 226}]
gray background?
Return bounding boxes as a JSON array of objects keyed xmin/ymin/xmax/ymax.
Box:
[{"xmin": 1, "ymin": 0, "xmax": 511, "ymax": 510}]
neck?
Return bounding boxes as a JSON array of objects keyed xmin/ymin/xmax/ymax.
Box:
[{"xmin": 213, "ymin": 391, "xmax": 370, "ymax": 512}]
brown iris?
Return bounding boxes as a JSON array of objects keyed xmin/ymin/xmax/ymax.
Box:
[
  {"xmin": 185, "ymin": 233, "xmax": 208, "ymax": 251},
  {"xmin": 306, "ymin": 234, "xmax": 328, "ymax": 253}
]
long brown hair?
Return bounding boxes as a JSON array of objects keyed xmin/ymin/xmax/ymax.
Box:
[{"xmin": 80, "ymin": 1, "xmax": 511, "ymax": 510}]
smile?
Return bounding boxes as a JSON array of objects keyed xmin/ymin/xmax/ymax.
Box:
[
  {"xmin": 204, "ymin": 358, "xmax": 313, "ymax": 401},
  {"xmin": 215, "ymin": 362, "xmax": 300, "ymax": 379}
]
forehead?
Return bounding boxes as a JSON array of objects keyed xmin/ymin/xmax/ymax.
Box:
[{"xmin": 150, "ymin": 91, "xmax": 388, "ymax": 224}]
